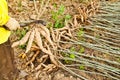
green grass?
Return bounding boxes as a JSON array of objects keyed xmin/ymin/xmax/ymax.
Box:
[
  {"xmin": 16, "ymin": 28, "xmax": 28, "ymax": 49},
  {"xmin": 51, "ymin": 4, "xmax": 71, "ymax": 28}
]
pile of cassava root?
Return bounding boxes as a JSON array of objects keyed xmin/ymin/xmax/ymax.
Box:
[
  {"xmin": 12, "ymin": 23, "xmax": 58, "ymax": 66},
  {"xmin": 11, "ymin": 19, "xmax": 76, "ymax": 68},
  {"xmin": 11, "ymin": 0, "xmax": 99, "ymax": 72}
]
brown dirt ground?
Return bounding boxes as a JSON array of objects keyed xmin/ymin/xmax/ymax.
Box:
[{"xmin": 8, "ymin": 0, "xmax": 119, "ymax": 80}]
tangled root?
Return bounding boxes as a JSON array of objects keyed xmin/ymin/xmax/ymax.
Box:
[{"xmin": 12, "ymin": 0, "xmax": 99, "ymax": 73}]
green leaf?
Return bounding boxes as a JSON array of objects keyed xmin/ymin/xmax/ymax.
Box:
[
  {"xmin": 53, "ymin": 3, "xmax": 57, "ymax": 8},
  {"xmin": 58, "ymin": 5, "xmax": 65, "ymax": 15},
  {"xmin": 77, "ymin": 29, "xmax": 84, "ymax": 37},
  {"xmin": 54, "ymin": 20, "xmax": 64, "ymax": 28},
  {"xmin": 19, "ymin": 44, "xmax": 26, "ymax": 49},
  {"xmin": 51, "ymin": 11, "xmax": 58, "ymax": 20},
  {"xmin": 16, "ymin": 29, "xmax": 27, "ymax": 40},
  {"xmin": 21, "ymin": 29, "xmax": 27, "ymax": 36},
  {"xmin": 69, "ymin": 53, "xmax": 75, "ymax": 59},
  {"xmin": 70, "ymin": 47, "xmax": 75, "ymax": 51},
  {"xmin": 79, "ymin": 65, "xmax": 85, "ymax": 70},
  {"xmin": 65, "ymin": 14, "xmax": 71, "ymax": 20},
  {"xmin": 79, "ymin": 47, "xmax": 85, "ymax": 53}
]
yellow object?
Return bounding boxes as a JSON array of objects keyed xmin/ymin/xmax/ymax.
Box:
[
  {"xmin": 0, "ymin": 27, "xmax": 11, "ymax": 44},
  {"xmin": 0, "ymin": 0, "xmax": 11, "ymax": 44},
  {"xmin": 18, "ymin": 53, "xmax": 27, "ymax": 59}
]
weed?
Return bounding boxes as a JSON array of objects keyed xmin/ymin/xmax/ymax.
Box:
[
  {"xmin": 19, "ymin": 44, "xmax": 26, "ymax": 49},
  {"xmin": 70, "ymin": 47, "xmax": 75, "ymax": 51},
  {"xmin": 79, "ymin": 46, "xmax": 85, "ymax": 53},
  {"xmin": 69, "ymin": 54, "xmax": 75, "ymax": 59},
  {"xmin": 16, "ymin": 28, "xmax": 27, "ymax": 40},
  {"xmin": 65, "ymin": 14, "xmax": 71, "ymax": 20},
  {"xmin": 51, "ymin": 4, "xmax": 71, "ymax": 28},
  {"xmin": 69, "ymin": 47, "xmax": 76, "ymax": 59},
  {"xmin": 79, "ymin": 64, "xmax": 85, "ymax": 70},
  {"xmin": 16, "ymin": 28, "xmax": 28, "ymax": 49},
  {"xmin": 64, "ymin": 47, "xmax": 76, "ymax": 64},
  {"xmin": 77, "ymin": 28, "xmax": 84, "ymax": 37}
]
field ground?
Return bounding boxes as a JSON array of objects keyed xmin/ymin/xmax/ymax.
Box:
[{"xmin": 8, "ymin": 0, "xmax": 120, "ymax": 80}]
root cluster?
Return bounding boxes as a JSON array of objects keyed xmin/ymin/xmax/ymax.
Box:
[
  {"xmin": 12, "ymin": 19, "xmax": 77, "ymax": 70},
  {"xmin": 11, "ymin": 0, "xmax": 100, "ymax": 76},
  {"xmin": 12, "ymin": 23, "xmax": 58, "ymax": 66}
]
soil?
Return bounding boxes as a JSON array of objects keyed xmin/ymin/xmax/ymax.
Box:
[{"xmin": 7, "ymin": 0, "xmax": 120, "ymax": 80}]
